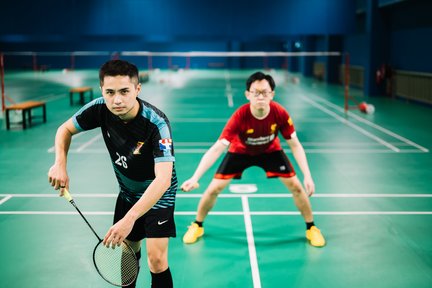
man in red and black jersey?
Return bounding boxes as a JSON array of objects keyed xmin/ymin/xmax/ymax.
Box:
[
  {"xmin": 181, "ymin": 71, "xmax": 325, "ymax": 247},
  {"xmin": 48, "ymin": 60, "xmax": 176, "ymax": 287}
]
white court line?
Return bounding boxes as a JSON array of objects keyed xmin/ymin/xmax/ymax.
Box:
[
  {"xmin": 171, "ymin": 118, "xmax": 228, "ymax": 122},
  {"xmin": 76, "ymin": 134, "xmax": 103, "ymax": 152},
  {"xmin": 225, "ymin": 70, "xmax": 234, "ymax": 107},
  {"xmin": 47, "ymin": 132, "xmax": 88, "ymax": 152},
  {"xmin": 162, "ymin": 148, "xmax": 427, "ymax": 154},
  {"xmin": 0, "ymin": 211, "xmax": 431, "ymax": 215},
  {"xmin": 47, "ymin": 148, "xmax": 428, "ymax": 154},
  {"xmin": 300, "ymin": 95, "xmax": 400, "ymax": 152},
  {"xmin": 314, "ymin": 96, "xmax": 429, "ymax": 152},
  {"xmin": 0, "ymin": 195, "xmax": 12, "ymax": 205},
  {"xmin": 178, "ymin": 193, "xmax": 432, "ymax": 198},
  {"xmin": 242, "ymin": 196, "xmax": 261, "ymax": 288},
  {"xmin": 250, "ymin": 211, "xmax": 432, "ymax": 215},
  {"xmin": 1, "ymin": 193, "xmax": 432, "ymax": 198},
  {"xmin": 157, "ymin": 118, "xmax": 336, "ymax": 123}
]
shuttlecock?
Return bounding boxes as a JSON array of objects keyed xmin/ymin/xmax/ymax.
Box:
[
  {"xmin": 358, "ymin": 102, "xmax": 375, "ymax": 114},
  {"xmin": 366, "ymin": 104, "xmax": 375, "ymax": 114}
]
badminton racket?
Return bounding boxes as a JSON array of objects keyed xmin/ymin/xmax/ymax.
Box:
[{"xmin": 62, "ymin": 189, "xmax": 139, "ymax": 287}]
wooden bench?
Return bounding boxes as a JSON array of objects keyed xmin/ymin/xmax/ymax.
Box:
[
  {"xmin": 5, "ymin": 101, "xmax": 47, "ymax": 130},
  {"xmin": 69, "ymin": 86, "xmax": 93, "ymax": 106}
]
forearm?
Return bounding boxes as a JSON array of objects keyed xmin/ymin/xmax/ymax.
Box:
[
  {"xmin": 292, "ymin": 147, "xmax": 312, "ymax": 178},
  {"xmin": 191, "ymin": 141, "xmax": 226, "ymax": 181},
  {"xmin": 54, "ymin": 125, "xmax": 73, "ymax": 167},
  {"xmin": 48, "ymin": 119, "xmax": 78, "ymax": 190},
  {"xmin": 126, "ymin": 177, "xmax": 171, "ymax": 221},
  {"xmin": 288, "ymin": 139, "xmax": 312, "ymax": 179},
  {"xmin": 126, "ymin": 162, "xmax": 173, "ymax": 220}
]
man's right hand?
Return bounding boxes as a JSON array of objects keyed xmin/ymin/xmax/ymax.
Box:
[
  {"xmin": 48, "ymin": 163, "xmax": 69, "ymax": 195},
  {"xmin": 180, "ymin": 179, "xmax": 200, "ymax": 192}
]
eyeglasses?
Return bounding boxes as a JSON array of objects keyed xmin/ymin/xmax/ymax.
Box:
[{"xmin": 248, "ymin": 90, "xmax": 273, "ymax": 97}]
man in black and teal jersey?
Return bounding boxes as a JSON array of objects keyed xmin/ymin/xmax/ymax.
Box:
[{"xmin": 48, "ymin": 60, "xmax": 177, "ymax": 288}]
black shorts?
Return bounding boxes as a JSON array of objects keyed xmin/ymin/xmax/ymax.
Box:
[
  {"xmin": 215, "ymin": 150, "xmax": 296, "ymax": 179},
  {"xmin": 113, "ymin": 195, "xmax": 176, "ymax": 241}
]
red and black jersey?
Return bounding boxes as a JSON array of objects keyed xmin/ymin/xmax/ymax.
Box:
[{"xmin": 219, "ymin": 101, "xmax": 295, "ymax": 155}]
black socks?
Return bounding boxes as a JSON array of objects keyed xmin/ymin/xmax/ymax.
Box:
[
  {"xmin": 151, "ymin": 267, "xmax": 173, "ymax": 288},
  {"xmin": 194, "ymin": 220, "xmax": 203, "ymax": 227},
  {"xmin": 306, "ymin": 222, "xmax": 315, "ymax": 230}
]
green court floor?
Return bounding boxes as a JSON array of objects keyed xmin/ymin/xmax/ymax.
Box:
[{"xmin": 0, "ymin": 69, "xmax": 431, "ymax": 287}]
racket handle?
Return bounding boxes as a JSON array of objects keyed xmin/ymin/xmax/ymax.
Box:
[{"xmin": 62, "ymin": 188, "xmax": 73, "ymax": 202}]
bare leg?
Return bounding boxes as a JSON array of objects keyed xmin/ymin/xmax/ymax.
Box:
[
  {"xmin": 196, "ymin": 178, "xmax": 231, "ymax": 222},
  {"xmin": 146, "ymin": 238, "xmax": 173, "ymax": 288},
  {"xmin": 146, "ymin": 238, "xmax": 169, "ymax": 273},
  {"xmin": 279, "ymin": 176, "xmax": 314, "ymax": 222}
]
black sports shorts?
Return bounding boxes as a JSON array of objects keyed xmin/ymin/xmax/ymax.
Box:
[
  {"xmin": 215, "ymin": 150, "xmax": 296, "ymax": 179},
  {"xmin": 113, "ymin": 194, "xmax": 176, "ymax": 241}
]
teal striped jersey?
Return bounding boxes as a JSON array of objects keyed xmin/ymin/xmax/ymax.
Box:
[{"xmin": 72, "ymin": 97, "xmax": 177, "ymax": 209}]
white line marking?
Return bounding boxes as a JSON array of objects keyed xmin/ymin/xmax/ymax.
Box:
[
  {"xmin": 301, "ymin": 96, "xmax": 400, "ymax": 152},
  {"xmin": 180, "ymin": 193, "xmax": 432, "ymax": 198},
  {"xmin": 242, "ymin": 196, "xmax": 261, "ymax": 288},
  {"xmin": 315, "ymin": 96, "xmax": 429, "ymax": 152},
  {"xmin": 76, "ymin": 134, "xmax": 103, "ymax": 152},
  {"xmin": 1, "ymin": 193, "xmax": 432, "ymax": 198},
  {"xmin": 250, "ymin": 211, "xmax": 432, "ymax": 215},
  {"xmin": 47, "ymin": 132, "xmax": 87, "ymax": 152},
  {"xmin": 0, "ymin": 211, "xmax": 114, "ymax": 215},
  {"xmin": 0, "ymin": 211, "xmax": 431, "ymax": 216},
  {"xmin": 48, "ymin": 148, "xmax": 428, "ymax": 154},
  {"xmin": 225, "ymin": 70, "xmax": 234, "ymax": 107},
  {"xmin": 172, "ymin": 118, "xmax": 228, "ymax": 122},
  {"xmin": 0, "ymin": 195, "xmax": 12, "ymax": 205},
  {"xmin": 174, "ymin": 142, "xmax": 214, "ymax": 146}
]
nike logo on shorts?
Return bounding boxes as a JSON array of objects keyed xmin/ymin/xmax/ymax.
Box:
[{"xmin": 158, "ymin": 220, "xmax": 169, "ymax": 225}]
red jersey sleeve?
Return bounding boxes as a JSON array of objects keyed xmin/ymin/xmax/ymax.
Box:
[{"xmin": 273, "ymin": 102, "xmax": 296, "ymax": 140}]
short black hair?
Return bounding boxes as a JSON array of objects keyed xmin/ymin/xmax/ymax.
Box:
[
  {"xmin": 246, "ymin": 71, "xmax": 276, "ymax": 91},
  {"xmin": 99, "ymin": 60, "xmax": 139, "ymax": 86}
]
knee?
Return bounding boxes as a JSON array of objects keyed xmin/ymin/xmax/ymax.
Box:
[
  {"xmin": 147, "ymin": 251, "xmax": 168, "ymax": 273},
  {"xmin": 286, "ymin": 181, "xmax": 303, "ymax": 195},
  {"xmin": 206, "ymin": 184, "xmax": 225, "ymax": 197}
]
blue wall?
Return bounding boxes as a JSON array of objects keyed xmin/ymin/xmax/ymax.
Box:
[
  {"xmin": 0, "ymin": 0, "xmax": 355, "ymax": 43},
  {"xmin": 345, "ymin": 0, "xmax": 432, "ymax": 73},
  {"xmin": 1, "ymin": 0, "xmax": 431, "ymax": 87}
]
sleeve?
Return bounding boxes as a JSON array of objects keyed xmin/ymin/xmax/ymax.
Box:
[
  {"xmin": 277, "ymin": 104, "xmax": 296, "ymax": 140},
  {"xmin": 219, "ymin": 109, "xmax": 241, "ymax": 145},
  {"xmin": 151, "ymin": 117, "xmax": 175, "ymax": 163},
  {"xmin": 72, "ymin": 98, "xmax": 105, "ymax": 131}
]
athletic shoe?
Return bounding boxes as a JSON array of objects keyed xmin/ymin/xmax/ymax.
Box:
[
  {"xmin": 183, "ymin": 222, "xmax": 204, "ymax": 244},
  {"xmin": 306, "ymin": 226, "xmax": 326, "ymax": 247}
]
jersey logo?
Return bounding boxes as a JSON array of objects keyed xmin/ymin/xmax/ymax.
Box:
[
  {"xmin": 246, "ymin": 128, "xmax": 254, "ymax": 134},
  {"xmin": 270, "ymin": 123, "xmax": 277, "ymax": 133},
  {"xmin": 159, "ymin": 138, "xmax": 172, "ymax": 151},
  {"xmin": 158, "ymin": 219, "xmax": 169, "ymax": 225},
  {"xmin": 133, "ymin": 141, "xmax": 145, "ymax": 155},
  {"xmin": 288, "ymin": 117, "xmax": 293, "ymax": 126}
]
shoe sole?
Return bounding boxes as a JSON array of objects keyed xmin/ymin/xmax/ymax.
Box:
[{"xmin": 183, "ymin": 231, "xmax": 204, "ymax": 244}]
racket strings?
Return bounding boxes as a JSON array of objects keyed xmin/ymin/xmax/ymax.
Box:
[{"xmin": 93, "ymin": 242, "xmax": 138, "ymax": 286}]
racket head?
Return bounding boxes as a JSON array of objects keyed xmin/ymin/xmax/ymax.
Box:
[{"xmin": 92, "ymin": 241, "xmax": 139, "ymax": 287}]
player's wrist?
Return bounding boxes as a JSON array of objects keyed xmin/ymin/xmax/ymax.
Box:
[{"xmin": 125, "ymin": 210, "xmax": 140, "ymax": 222}]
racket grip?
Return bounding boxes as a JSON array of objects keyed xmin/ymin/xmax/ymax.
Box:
[{"xmin": 62, "ymin": 188, "xmax": 73, "ymax": 202}]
